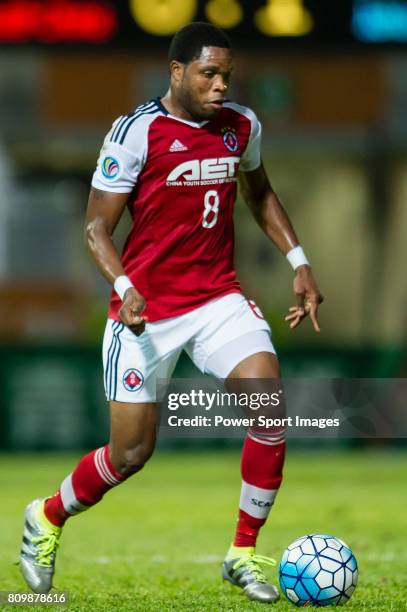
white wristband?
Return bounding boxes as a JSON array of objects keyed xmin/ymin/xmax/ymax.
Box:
[
  {"xmin": 114, "ymin": 275, "xmax": 134, "ymax": 301},
  {"xmin": 286, "ymin": 246, "xmax": 310, "ymax": 271}
]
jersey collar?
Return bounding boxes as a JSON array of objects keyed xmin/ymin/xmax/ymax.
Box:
[{"xmin": 154, "ymin": 97, "xmax": 209, "ymax": 129}]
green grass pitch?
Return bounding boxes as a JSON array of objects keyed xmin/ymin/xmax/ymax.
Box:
[{"xmin": 1, "ymin": 449, "xmax": 406, "ymax": 611}]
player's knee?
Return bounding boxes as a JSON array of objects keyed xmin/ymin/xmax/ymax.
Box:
[
  {"xmin": 114, "ymin": 443, "xmax": 154, "ymax": 477},
  {"xmin": 228, "ymin": 351, "xmax": 280, "ymax": 379}
]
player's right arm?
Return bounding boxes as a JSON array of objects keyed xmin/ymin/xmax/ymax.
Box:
[
  {"xmin": 85, "ymin": 110, "xmax": 156, "ymax": 335},
  {"xmin": 84, "ymin": 187, "xmax": 147, "ymax": 334}
]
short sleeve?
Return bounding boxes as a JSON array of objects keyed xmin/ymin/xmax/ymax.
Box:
[
  {"xmin": 91, "ymin": 116, "xmax": 147, "ymax": 193},
  {"xmin": 239, "ymin": 111, "xmax": 262, "ymax": 172}
]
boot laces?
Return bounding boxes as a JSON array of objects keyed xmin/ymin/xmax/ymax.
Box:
[
  {"xmin": 32, "ymin": 532, "xmax": 60, "ymax": 567},
  {"xmin": 232, "ymin": 554, "xmax": 276, "ymax": 584}
]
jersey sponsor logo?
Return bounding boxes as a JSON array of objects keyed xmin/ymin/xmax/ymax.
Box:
[
  {"xmin": 102, "ymin": 156, "xmax": 120, "ymax": 180},
  {"xmin": 122, "ymin": 368, "xmax": 144, "ymax": 392},
  {"xmin": 169, "ymin": 139, "xmax": 188, "ymax": 152},
  {"xmin": 166, "ymin": 156, "xmax": 240, "ymax": 186},
  {"xmin": 222, "ymin": 129, "xmax": 239, "ymax": 152},
  {"xmin": 248, "ymin": 299, "xmax": 265, "ymax": 320}
]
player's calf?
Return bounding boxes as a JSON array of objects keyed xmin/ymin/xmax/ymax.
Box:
[
  {"xmin": 43, "ymin": 444, "xmax": 126, "ymax": 527},
  {"xmin": 222, "ymin": 432, "xmax": 285, "ymax": 603},
  {"xmin": 110, "ymin": 440, "xmax": 156, "ymax": 478},
  {"xmin": 43, "ymin": 402, "xmax": 158, "ymax": 526}
]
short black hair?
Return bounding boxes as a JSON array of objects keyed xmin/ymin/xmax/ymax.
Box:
[{"xmin": 168, "ymin": 22, "xmax": 231, "ymax": 64}]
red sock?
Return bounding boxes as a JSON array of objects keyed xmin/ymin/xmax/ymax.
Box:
[
  {"xmin": 234, "ymin": 433, "xmax": 285, "ymax": 548},
  {"xmin": 44, "ymin": 445, "xmax": 125, "ymax": 527}
]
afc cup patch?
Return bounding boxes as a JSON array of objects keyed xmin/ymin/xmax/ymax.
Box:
[
  {"xmin": 222, "ymin": 129, "xmax": 239, "ymax": 152},
  {"xmin": 123, "ymin": 368, "xmax": 144, "ymax": 392},
  {"xmin": 248, "ymin": 299, "xmax": 265, "ymax": 320},
  {"xmin": 102, "ymin": 156, "xmax": 120, "ymax": 180}
]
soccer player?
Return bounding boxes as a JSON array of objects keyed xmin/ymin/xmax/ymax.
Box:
[{"xmin": 20, "ymin": 22, "xmax": 322, "ymax": 603}]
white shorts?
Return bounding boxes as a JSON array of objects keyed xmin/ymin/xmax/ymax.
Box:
[{"xmin": 102, "ymin": 293, "xmax": 276, "ymax": 403}]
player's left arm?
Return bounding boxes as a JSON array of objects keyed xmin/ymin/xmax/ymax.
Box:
[{"xmin": 238, "ymin": 163, "xmax": 323, "ymax": 332}]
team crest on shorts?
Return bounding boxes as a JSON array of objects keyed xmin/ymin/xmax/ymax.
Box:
[
  {"xmin": 102, "ymin": 156, "xmax": 120, "ymax": 180},
  {"xmin": 248, "ymin": 299, "xmax": 265, "ymax": 320},
  {"xmin": 222, "ymin": 127, "xmax": 239, "ymax": 152},
  {"xmin": 123, "ymin": 368, "xmax": 144, "ymax": 392}
]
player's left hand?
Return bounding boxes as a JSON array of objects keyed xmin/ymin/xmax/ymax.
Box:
[{"xmin": 285, "ymin": 266, "xmax": 323, "ymax": 332}]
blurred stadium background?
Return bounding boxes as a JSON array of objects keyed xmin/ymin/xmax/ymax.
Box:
[{"xmin": 0, "ymin": 1, "xmax": 406, "ymax": 448}]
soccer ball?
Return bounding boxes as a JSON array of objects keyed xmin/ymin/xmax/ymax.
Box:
[{"xmin": 279, "ymin": 534, "xmax": 358, "ymax": 606}]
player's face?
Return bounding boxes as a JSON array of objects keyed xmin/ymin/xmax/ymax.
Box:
[{"xmin": 175, "ymin": 46, "xmax": 233, "ymax": 121}]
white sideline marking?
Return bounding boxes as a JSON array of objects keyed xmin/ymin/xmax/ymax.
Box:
[
  {"xmin": 93, "ymin": 552, "xmax": 403, "ymax": 565},
  {"xmin": 94, "ymin": 556, "xmax": 111, "ymax": 564},
  {"xmin": 365, "ymin": 552, "xmax": 397, "ymax": 561},
  {"xmin": 151, "ymin": 555, "xmax": 166, "ymax": 563},
  {"xmin": 93, "ymin": 554, "xmax": 223, "ymax": 565}
]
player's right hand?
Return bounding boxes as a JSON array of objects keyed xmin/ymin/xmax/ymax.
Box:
[{"xmin": 119, "ymin": 287, "xmax": 148, "ymax": 336}]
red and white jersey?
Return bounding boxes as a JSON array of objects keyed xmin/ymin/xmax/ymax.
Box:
[{"xmin": 91, "ymin": 97, "xmax": 262, "ymax": 322}]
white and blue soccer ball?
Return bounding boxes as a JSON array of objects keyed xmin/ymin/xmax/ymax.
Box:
[{"xmin": 279, "ymin": 534, "xmax": 358, "ymax": 606}]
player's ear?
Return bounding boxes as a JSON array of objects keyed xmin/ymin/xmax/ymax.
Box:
[{"xmin": 169, "ymin": 60, "xmax": 184, "ymax": 84}]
